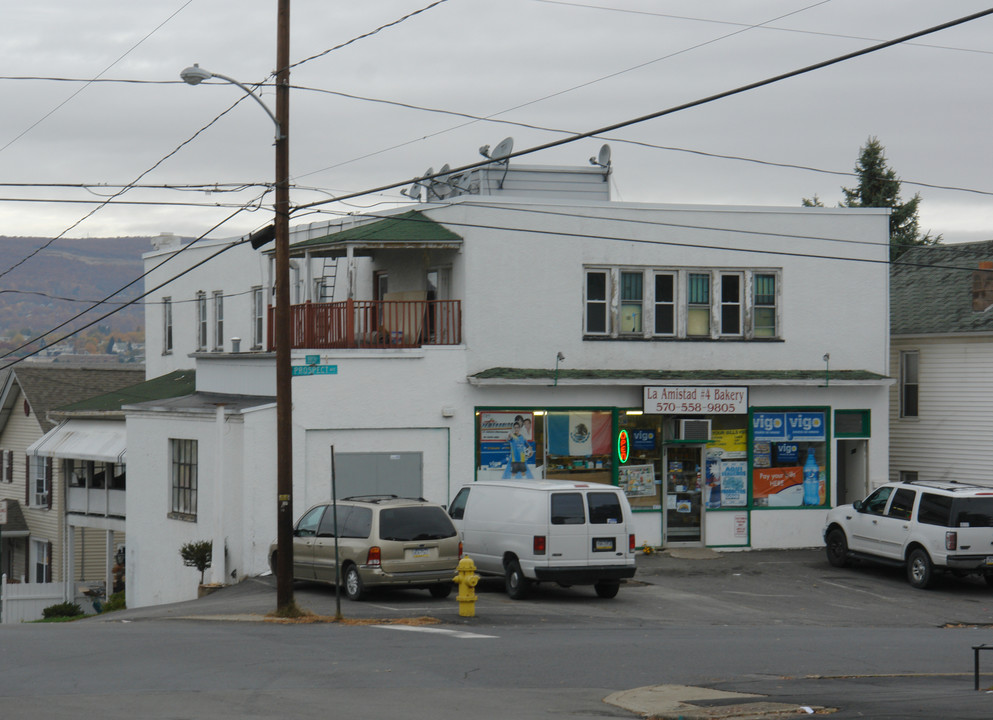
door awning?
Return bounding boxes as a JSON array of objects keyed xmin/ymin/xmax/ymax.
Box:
[{"xmin": 27, "ymin": 419, "xmax": 126, "ymax": 464}]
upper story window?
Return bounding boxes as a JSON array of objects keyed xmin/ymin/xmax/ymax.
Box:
[
  {"xmin": 162, "ymin": 297, "xmax": 173, "ymax": 354},
  {"xmin": 31, "ymin": 455, "xmax": 51, "ymax": 508},
  {"xmin": 584, "ymin": 267, "xmax": 781, "ymax": 341},
  {"xmin": 585, "ymin": 270, "xmax": 608, "ymax": 334},
  {"xmin": 213, "ymin": 291, "xmax": 224, "ymax": 351},
  {"xmin": 900, "ymin": 350, "xmax": 919, "ymax": 418},
  {"xmin": 252, "ymin": 287, "xmax": 264, "ymax": 349},
  {"xmin": 196, "ymin": 292, "xmax": 207, "ymax": 351}
]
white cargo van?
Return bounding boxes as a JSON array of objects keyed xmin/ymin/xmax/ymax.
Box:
[{"xmin": 447, "ymin": 480, "xmax": 637, "ymax": 599}]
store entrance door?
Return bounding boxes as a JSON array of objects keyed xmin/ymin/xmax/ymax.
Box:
[{"xmin": 663, "ymin": 445, "xmax": 704, "ymax": 545}]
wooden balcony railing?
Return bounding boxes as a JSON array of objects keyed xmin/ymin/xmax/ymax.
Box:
[{"xmin": 268, "ymin": 299, "xmax": 462, "ymax": 350}]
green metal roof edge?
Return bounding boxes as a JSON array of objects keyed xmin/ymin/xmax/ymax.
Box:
[
  {"xmin": 470, "ymin": 368, "xmax": 888, "ymax": 381},
  {"xmin": 290, "ymin": 210, "xmax": 462, "ymax": 249},
  {"xmin": 56, "ymin": 369, "xmax": 197, "ymax": 412}
]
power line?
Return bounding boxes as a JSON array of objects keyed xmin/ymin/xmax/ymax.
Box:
[
  {"xmin": 292, "ymin": 7, "xmax": 993, "ymax": 215},
  {"xmin": 0, "ymin": 1, "xmax": 194, "ymax": 157},
  {"xmin": 531, "ymin": 0, "xmax": 993, "ymax": 56}
]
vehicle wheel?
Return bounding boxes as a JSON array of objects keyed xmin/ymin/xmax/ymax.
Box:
[
  {"xmin": 344, "ymin": 565, "xmax": 366, "ymax": 600},
  {"xmin": 907, "ymin": 548, "xmax": 936, "ymax": 589},
  {"xmin": 825, "ymin": 528, "xmax": 850, "ymax": 568},
  {"xmin": 505, "ymin": 559, "xmax": 530, "ymax": 600},
  {"xmin": 594, "ymin": 580, "xmax": 620, "ymax": 599},
  {"xmin": 429, "ymin": 582, "xmax": 453, "ymax": 599}
]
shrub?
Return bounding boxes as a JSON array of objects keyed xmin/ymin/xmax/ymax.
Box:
[
  {"xmin": 180, "ymin": 540, "xmax": 212, "ymax": 584},
  {"xmin": 101, "ymin": 591, "xmax": 126, "ymax": 613},
  {"xmin": 42, "ymin": 601, "xmax": 83, "ymax": 619}
]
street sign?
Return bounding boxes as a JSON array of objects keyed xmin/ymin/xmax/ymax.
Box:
[{"xmin": 291, "ymin": 364, "xmax": 338, "ymax": 376}]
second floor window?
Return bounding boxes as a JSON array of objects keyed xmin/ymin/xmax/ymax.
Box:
[
  {"xmin": 252, "ymin": 287, "xmax": 264, "ymax": 349},
  {"xmin": 31, "ymin": 455, "xmax": 51, "ymax": 508},
  {"xmin": 196, "ymin": 292, "xmax": 207, "ymax": 351},
  {"xmin": 584, "ymin": 267, "xmax": 781, "ymax": 341},
  {"xmin": 213, "ymin": 291, "xmax": 224, "ymax": 351},
  {"xmin": 163, "ymin": 297, "xmax": 173, "ymax": 354},
  {"xmin": 900, "ymin": 350, "xmax": 919, "ymax": 418}
]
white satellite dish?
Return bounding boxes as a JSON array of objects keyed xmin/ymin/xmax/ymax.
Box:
[
  {"xmin": 590, "ymin": 143, "xmax": 611, "ymax": 168},
  {"xmin": 400, "ymin": 183, "xmax": 421, "ymax": 201},
  {"xmin": 491, "ymin": 137, "xmax": 514, "ymax": 160},
  {"xmin": 430, "ymin": 164, "xmax": 452, "ymax": 199}
]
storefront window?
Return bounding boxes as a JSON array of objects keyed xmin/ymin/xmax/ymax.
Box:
[
  {"xmin": 544, "ymin": 411, "xmax": 612, "ymax": 485},
  {"xmin": 618, "ymin": 414, "xmax": 662, "ymax": 509},
  {"xmin": 751, "ymin": 409, "xmax": 829, "ymax": 508}
]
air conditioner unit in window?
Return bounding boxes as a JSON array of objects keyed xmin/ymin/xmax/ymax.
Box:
[{"xmin": 680, "ymin": 419, "xmax": 712, "ymax": 441}]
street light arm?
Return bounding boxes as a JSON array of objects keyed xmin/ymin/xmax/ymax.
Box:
[{"xmin": 180, "ymin": 64, "xmax": 284, "ymax": 141}]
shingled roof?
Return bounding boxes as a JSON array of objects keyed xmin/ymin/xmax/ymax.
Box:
[
  {"xmin": 1, "ymin": 365, "xmax": 145, "ymax": 433},
  {"xmin": 891, "ymin": 240, "xmax": 993, "ymax": 335}
]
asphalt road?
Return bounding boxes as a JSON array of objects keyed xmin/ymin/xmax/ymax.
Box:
[{"xmin": 3, "ymin": 548, "xmax": 993, "ymax": 719}]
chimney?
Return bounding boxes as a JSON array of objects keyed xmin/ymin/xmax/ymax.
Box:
[{"xmin": 973, "ymin": 261, "xmax": 993, "ymax": 312}]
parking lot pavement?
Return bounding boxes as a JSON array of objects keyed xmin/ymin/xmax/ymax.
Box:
[{"xmin": 87, "ymin": 545, "xmax": 993, "ymax": 628}]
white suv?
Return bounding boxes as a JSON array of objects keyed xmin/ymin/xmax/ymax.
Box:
[{"xmin": 824, "ymin": 480, "xmax": 993, "ymax": 589}]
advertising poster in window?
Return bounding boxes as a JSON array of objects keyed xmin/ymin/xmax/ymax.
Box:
[
  {"xmin": 751, "ymin": 410, "xmax": 827, "ymax": 507},
  {"xmin": 479, "ymin": 412, "xmax": 538, "ymax": 480},
  {"xmin": 619, "ymin": 463, "xmax": 655, "ymax": 498},
  {"xmin": 702, "ymin": 428, "xmax": 747, "ymax": 509}
]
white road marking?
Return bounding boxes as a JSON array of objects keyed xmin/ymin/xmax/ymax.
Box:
[{"xmin": 372, "ymin": 625, "xmax": 497, "ymax": 639}]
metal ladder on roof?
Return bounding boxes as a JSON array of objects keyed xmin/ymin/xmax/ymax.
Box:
[{"xmin": 316, "ymin": 257, "xmax": 338, "ymax": 302}]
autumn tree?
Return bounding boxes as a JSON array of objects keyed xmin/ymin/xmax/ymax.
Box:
[{"xmin": 804, "ymin": 137, "xmax": 940, "ymax": 261}]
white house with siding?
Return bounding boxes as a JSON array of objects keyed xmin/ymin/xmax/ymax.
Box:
[
  {"xmin": 890, "ymin": 240, "xmax": 993, "ymax": 485},
  {"xmin": 127, "ymin": 157, "xmax": 892, "ymax": 608}
]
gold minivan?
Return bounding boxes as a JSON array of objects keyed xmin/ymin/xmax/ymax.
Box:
[{"xmin": 269, "ymin": 496, "xmax": 461, "ymax": 600}]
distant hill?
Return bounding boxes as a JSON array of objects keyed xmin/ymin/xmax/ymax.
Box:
[{"xmin": 0, "ymin": 236, "xmax": 151, "ymax": 345}]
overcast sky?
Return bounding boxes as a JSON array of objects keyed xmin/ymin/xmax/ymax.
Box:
[{"xmin": 2, "ymin": 0, "xmax": 992, "ymax": 246}]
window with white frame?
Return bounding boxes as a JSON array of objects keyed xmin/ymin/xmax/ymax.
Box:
[
  {"xmin": 753, "ymin": 274, "xmax": 777, "ymax": 337},
  {"xmin": 195, "ymin": 291, "xmax": 207, "ymax": 351},
  {"xmin": 213, "ymin": 291, "xmax": 224, "ymax": 351},
  {"xmin": 162, "ymin": 297, "xmax": 173, "ymax": 354},
  {"xmin": 32, "ymin": 455, "xmax": 50, "ymax": 507},
  {"xmin": 654, "ymin": 272, "xmax": 675, "ymax": 336},
  {"xmin": 719, "ymin": 273, "xmax": 742, "ymax": 336},
  {"xmin": 687, "ymin": 273, "xmax": 711, "ymax": 336},
  {"xmin": 170, "ymin": 439, "xmax": 198, "ymax": 520},
  {"xmin": 619, "ymin": 271, "xmax": 643, "ymax": 333},
  {"xmin": 32, "ymin": 538, "xmax": 51, "ymax": 583},
  {"xmin": 900, "ymin": 350, "xmax": 919, "ymax": 418},
  {"xmin": 584, "ymin": 266, "xmax": 781, "ymax": 340},
  {"xmin": 585, "ymin": 270, "xmax": 608, "ymax": 334},
  {"xmin": 252, "ymin": 287, "xmax": 264, "ymax": 349}
]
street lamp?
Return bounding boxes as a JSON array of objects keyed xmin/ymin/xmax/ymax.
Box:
[{"xmin": 180, "ymin": 48, "xmax": 294, "ymax": 612}]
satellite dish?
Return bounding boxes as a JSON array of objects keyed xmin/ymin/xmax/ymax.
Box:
[
  {"xmin": 491, "ymin": 137, "xmax": 514, "ymax": 160},
  {"xmin": 590, "ymin": 143, "xmax": 611, "ymax": 168},
  {"xmin": 400, "ymin": 183, "xmax": 421, "ymax": 201},
  {"xmin": 430, "ymin": 164, "xmax": 452, "ymax": 199}
]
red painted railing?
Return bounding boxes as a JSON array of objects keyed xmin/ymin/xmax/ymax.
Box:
[{"xmin": 268, "ymin": 299, "xmax": 462, "ymax": 350}]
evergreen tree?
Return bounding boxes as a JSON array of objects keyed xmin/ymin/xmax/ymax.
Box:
[{"xmin": 805, "ymin": 137, "xmax": 940, "ymax": 261}]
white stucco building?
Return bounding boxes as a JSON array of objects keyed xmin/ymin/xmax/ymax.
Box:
[{"xmin": 126, "ymin": 158, "xmax": 892, "ymax": 608}]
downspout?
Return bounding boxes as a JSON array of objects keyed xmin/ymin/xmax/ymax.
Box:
[{"xmin": 212, "ymin": 404, "xmax": 226, "ymax": 585}]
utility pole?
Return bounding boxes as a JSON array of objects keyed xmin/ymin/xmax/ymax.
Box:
[{"xmin": 274, "ymin": 0, "xmax": 294, "ymax": 612}]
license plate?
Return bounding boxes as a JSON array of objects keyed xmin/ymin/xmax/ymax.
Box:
[
  {"xmin": 593, "ymin": 538, "xmax": 615, "ymax": 552},
  {"xmin": 985, "ymin": 556, "xmax": 993, "ymax": 566},
  {"xmin": 407, "ymin": 547, "xmax": 431, "ymax": 560}
]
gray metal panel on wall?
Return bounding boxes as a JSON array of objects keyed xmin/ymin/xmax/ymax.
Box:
[{"xmin": 334, "ymin": 452, "xmax": 423, "ymax": 499}]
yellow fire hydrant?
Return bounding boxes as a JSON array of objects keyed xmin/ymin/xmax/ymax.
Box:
[{"xmin": 452, "ymin": 555, "xmax": 479, "ymax": 617}]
